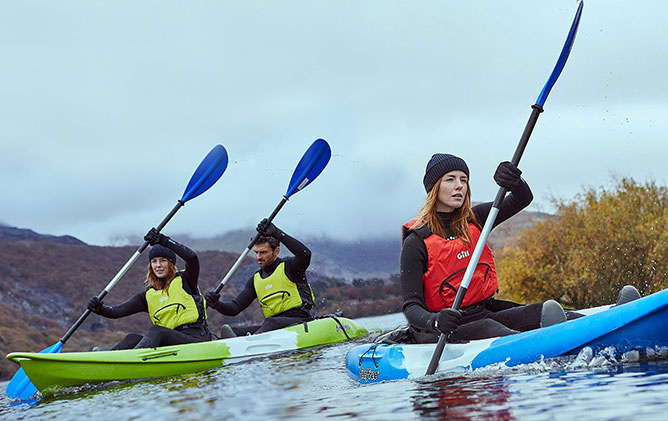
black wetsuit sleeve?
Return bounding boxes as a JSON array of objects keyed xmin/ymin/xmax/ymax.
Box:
[
  {"xmin": 211, "ymin": 278, "xmax": 257, "ymax": 316},
  {"xmin": 472, "ymin": 177, "xmax": 533, "ymax": 228},
  {"xmin": 279, "ymin": 232, "xmax": 311, "ymax": 282},
  {"xmin": 97, "ymin": 292, "xmax": 148, "ymax": 319},
  {"xmin": 400, "ymin": 232, "xmax": 436, "ymax": 333},
  {"xmin": 164, "ymin": 238, "xmax": 200, "ymax": 295}
]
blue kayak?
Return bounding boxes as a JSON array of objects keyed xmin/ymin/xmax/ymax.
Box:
[{"xmin": 347, "ymin": 288, "xmax": 668, "ymax": 384}]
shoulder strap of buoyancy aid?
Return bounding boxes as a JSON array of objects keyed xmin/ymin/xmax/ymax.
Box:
[{"xmin": 402, "ymin": 224, "xmax": 432, "ymax": 243}]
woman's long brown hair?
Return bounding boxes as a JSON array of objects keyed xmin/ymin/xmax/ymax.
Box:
[
  {"xmin": 411, "ymin": 175, "xmax": 480, "ymax": 245},
  {"xmin": 144, "ymin": 261, "xmax": 177, "ymax": 291}
]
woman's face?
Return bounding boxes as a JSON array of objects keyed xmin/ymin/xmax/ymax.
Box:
[
  {"xmin": 150, "ymin": 257, "xmax": 171, "ymax": 279},
  {"xmin": 436, "ymin": 170, "xmax": 468, "ymax": 212}
]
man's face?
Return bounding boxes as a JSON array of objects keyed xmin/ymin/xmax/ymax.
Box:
[{"xmin": 254, "ymin": 242, "xmax": 279, "ymax": 268}]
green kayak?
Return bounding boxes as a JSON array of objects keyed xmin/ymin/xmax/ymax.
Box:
[{"xmin": 7, "ymin": 316, "xmax": 378, "ymax": 396}]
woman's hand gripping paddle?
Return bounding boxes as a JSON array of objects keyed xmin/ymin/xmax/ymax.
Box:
[
  {"xmin": 6, "ymin": 144, "xmax": 229, "ymax": 400},
  {"xmin": 425, "ymin": 1, "xmax": 584, "ymax": 376},
  {"xmin": 212, "ymin": 138, "xmax": 331, "ymax": 295}
]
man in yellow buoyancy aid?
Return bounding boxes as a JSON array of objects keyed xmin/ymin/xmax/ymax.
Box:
[{"xmin": 205, "ymin": 219, "xmax": 315, "ymax": 336}]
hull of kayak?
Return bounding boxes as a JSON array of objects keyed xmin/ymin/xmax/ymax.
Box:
[
  {"xmin": 347, "ymin": 288, "xmax": 668, "ymax": 384},
  {"xmin": 8, "ymin": 316, "xmax": 376, "ymax": 395}
]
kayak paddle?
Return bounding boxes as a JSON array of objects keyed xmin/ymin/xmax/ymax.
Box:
[
  {"xmin": 425, "ymin": 1, "xmax": 584, "ymax": 376},
  {"xmin": 212, "ymin": 138, "xmax": 331, "ymax": 294},
  {"xmin": 6, "ymin": 144, "xmax": 229, "ymax": 400}
]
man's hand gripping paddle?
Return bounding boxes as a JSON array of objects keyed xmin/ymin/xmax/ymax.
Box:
[{"xmin": 211, "ymin": 138, "xmax": 331, "ymax": 295}]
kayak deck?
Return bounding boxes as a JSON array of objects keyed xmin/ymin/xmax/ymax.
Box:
[
  {"xmin": 8, "ymin": 316, "xmax": 377, "ymax": 396},
  {"xmin": 348, "ymin": 288, "xmax": 668, "ymax": 384}
]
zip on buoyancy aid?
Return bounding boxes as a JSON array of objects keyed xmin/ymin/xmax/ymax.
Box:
[
  {"xmin": 145, "ymin": 274, "xmax": 206, "ymax": 329},
  {"xmin": 402, "ymin": 219, "xmax": 498, "ymax": 311},
  {"xmin": 253, "ymin": 261, "xmax": 315, "ymax": 318}
]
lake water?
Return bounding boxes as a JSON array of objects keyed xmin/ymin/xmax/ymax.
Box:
[{"xmin": 2, "ymin": 312, "xmax": 668, "ymax": 420}]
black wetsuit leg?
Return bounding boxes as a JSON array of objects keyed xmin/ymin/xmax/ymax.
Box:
[
  {"xmin": 484, "ymin": 303, "xmax": 543, "ymax": 332},
  {"xmin": 231, "ymin": 326, "xmax": 260, "ymax": 336},
  {"xmin": 566, "ymin": 310, "xmax": 586, "ymax": 320},
  {"xmin": 254, "ymin": 316, "xmax": 308, "ymax": 334},
  {"xmin": 409, "ymin": 317, "xmax": 519, "ymax": 343},
  {"xmin": 450, "ymin": 319, "xmax": 518, "ymax": 341},
  {"xmin": 111, "ymin": 333, "xmax": 143, "ymax": 350},
  {"xmin": 133, "ymin": 325, "xmax": 211, "ymax": 349},
  {"xmin": 416, "ymin": 299, "xmax": 535, "ymax": 342}
]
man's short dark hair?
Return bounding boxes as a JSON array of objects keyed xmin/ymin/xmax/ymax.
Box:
[{"xmin": 256, "ymin": 235, "xmax": 280, "ymax": 249}]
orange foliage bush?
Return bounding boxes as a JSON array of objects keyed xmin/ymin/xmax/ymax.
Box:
[{"xmin": 498, "ymin": 177, "xmax": 668, "ymax": 308}]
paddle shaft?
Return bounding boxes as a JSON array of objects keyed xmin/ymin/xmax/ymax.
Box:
[
  {"xmin": 212, "ymin": 138, "xmax": 332, "ymax": 294},
  {"xmin": 59, "ymin": 200, "xmax": 185, "ymax": 344},
  {"xmin": 425, "ymin": 105, "xmax": 544, "ymax": 375},
  {"xmin": 214, "ymin": 195, "xmax": 289, "ymax": 294}
]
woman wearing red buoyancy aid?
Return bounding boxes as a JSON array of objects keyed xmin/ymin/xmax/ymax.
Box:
[{"xmin": 399, "ymin": 153, "xmax": 569, "ymax": 344}]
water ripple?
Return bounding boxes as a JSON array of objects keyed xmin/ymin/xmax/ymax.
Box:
[{"xmin": 2, "ymin": 313, "xmax": 668, "ymax": 420}]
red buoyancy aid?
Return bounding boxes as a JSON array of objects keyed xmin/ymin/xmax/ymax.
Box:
[{"xmin": 403, "ymin": 219, "xmax": 499, "ymax": 311}]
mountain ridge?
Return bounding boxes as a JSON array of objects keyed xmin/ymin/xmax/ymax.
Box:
[
  {"xmin": 171, "ymin": 208, "xmax": 550, "ymax": 280},
  {"xmin": 0, "ymin": 225, "xmax": 86, "ymax": 246}
]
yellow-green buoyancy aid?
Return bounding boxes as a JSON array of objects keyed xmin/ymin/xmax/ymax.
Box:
[
  {"xmin": 146, "ymin": 276, "xmax": 205, "ymax": 329},
  {"xmin": 253, "ymin": 261, "xmax": 314, "ymax": 318}
]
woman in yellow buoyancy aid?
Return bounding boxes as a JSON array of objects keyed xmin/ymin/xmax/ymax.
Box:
[{"xmin": 87, "ymin": 228, "xmax": 211, "ymax": 349}]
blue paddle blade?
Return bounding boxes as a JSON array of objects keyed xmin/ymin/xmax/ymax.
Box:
[
  {"xmin": 285, "ymin": 139, "xmax": 332, "ymax": 198},
  {"xmin": 536, "ymin": 1, "xmax": 584, "ymax": 107},
  {"xmin": 6, "ymin": 341, "xmax": 63, "ymax": 400},
  {"xmin": 181, "ymin": 144, "xmax": 229, "ymax": 203}
]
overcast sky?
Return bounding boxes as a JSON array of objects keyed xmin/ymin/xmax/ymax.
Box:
[{"xmin": 1, "ymin": 1, "xmax": 666, "ymax": 246}]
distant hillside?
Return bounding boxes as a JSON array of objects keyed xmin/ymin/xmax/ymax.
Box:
[
  {"xmin": 486, "ymin": 209, "xmax": 550, "ymax": 250},
  {"xmin": 0, "ymin": 224, "xmax": 85, "ymax": 245},
  {"xmin": 176, "ymin": 208, "xmax": 550, "ymax": 281},
  {"xmin": 176, "ymin": 230, "xmax": 400, "ymax": 281}
]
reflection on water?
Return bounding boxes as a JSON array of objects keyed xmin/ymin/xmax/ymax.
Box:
[
  {"xmin": 412, "ymin": 375, "xmax": 513, "ymax": 420},
  {"xmin": 2, "ymin": 312, "xmax": 668, "ymax": 420}
]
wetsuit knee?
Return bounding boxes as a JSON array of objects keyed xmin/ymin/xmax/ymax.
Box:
[
  {"xmin": 112, "ymin": 333, "xmax": 143, "ymax": 350},
  {"xmin": 454, "ymin": 318, "xmax": 518, "ymax": 341},
  {"xmin": 134, "ymin": 325, "xmax": 172, "ymax": 349}
]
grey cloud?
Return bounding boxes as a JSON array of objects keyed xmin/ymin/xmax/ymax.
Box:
[{"xmin": 1, "ymin": 1, "xmax": 667, "ymax": 244}]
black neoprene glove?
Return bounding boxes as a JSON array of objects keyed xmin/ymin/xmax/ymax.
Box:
[
  {"xmin": 493, "ymin": 161, "xmax": 523, "ymax": 190},
  {"xmin": 144, "ymin": 227, "xmax": 169, "ymax": 246},
  {"xmin": 256, "ymin": 219, "xmax": 283, "ymax": 238},
  {"xmin": 432, "ymin": 308, "xmax": 464, "ymax": 335},
  {"xmin": 205, "ymin": 291, "xmax": 220, "ymax": 307},
  {"xmin": 87, "ymin": 296, "xmax": 103, "ymax": 314}
]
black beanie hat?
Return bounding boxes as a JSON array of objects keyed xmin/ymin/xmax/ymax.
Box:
[
  {"xmin": 423, "ymin": 153, "xmax": 470, "ymax": 192},
  {"xmin": 148, "ymin": 245, "xmax": 176, "ymax": 265}
]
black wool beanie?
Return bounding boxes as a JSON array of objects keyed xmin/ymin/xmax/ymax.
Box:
[
  {"xmin": 422, "ymin": 153, "xmax": 470, "ymax": 192},
  {"xmin": 148, "ymin": 245, "xmax": 176, "ymax": 265}
]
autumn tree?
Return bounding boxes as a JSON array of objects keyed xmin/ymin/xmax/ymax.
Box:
[{"xmin": 497, "ymin": 177, "xmax": 668, "ymax": 308}]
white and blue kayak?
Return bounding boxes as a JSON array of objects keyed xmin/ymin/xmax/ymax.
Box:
[{"xmin": 347, "ymin": 288, "xmax": 668, "ymax": 384}]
